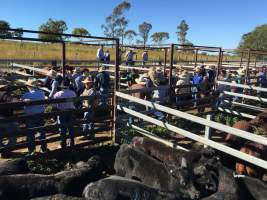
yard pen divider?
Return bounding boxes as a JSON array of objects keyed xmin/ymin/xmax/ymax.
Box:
[
  {"xmin": 218, "ymin": 81, "xmax": 267, "ymax": 93},
  {"xmin": 223, "ymin": 91, "xmax": 267, "ymax": 103},
  {"xmin": 223, "ymin": 100, "xmax": 265, "ymax": 112},
  {"xmin": 217, "ymin": 107, "xmax": 256, "ymax": 119},
  {"xmin": 115, "ymin": 91, "xmax": 267, "ymax": 147},
  {"xmin": 116, "ymin": 104, "xmax": 267, "ymax": 170},
  {"xmin": 127, "ymin": 123, "xmax": 189, "ymax": 152}
]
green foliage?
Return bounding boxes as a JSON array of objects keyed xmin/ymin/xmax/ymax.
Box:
[
  {"xmin": 101, "ymin": 1, "xmax": 131, "ymax": 44},
  {"xmin": 176, "ymin": 20, "xmax": 189, "ymax": 44},
  {"xmin": 0, "ymin": 20, "xmax": 11, "ymax": 37},
  {"xmin": 151, "ymin": 32, "xmax": 169, "ymax": 44},
  {"xmin": 72, "ymin": 27, "xmax": 90, "ymax": 41},
  {"xmin": 12, "ymin": 28, "xmax": 23, "ymax": 38},
  {"xmin": 38, "ymin": 18, "xmax": 68, "ymax": 41},
  {"xmin": 119, "ymin": 127, "xmax": 138, "ymax": 144},
  {"xmin": 238, "ymin": 24, "xmax": 267, "ymax": 51},
  {"xmin": 124, "ymin": 29, "xmax": 137, "ymax": 44},
  {"xmin": 138, "ymin": 22, "xmax": 152, "ymax": 47},
  {"xmin": 214, "ymin": 113, "xmax": 240, "ymax": 126}
]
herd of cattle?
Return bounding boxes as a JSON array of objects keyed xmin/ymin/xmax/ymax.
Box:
[{"xmin": 0, "ymin": 136, "xmax": 266, "ymax": 200}]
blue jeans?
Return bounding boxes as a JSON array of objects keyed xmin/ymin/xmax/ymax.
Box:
[
  {"xmin": 26, "ymin": 118, "xmax": 46, "ymax": 152},
  {"xmin": 82, "ymin": 110, "xmax": 94, "ymax": 136},
  {"xmin": 99, "ymin": 88, "xmax": 109, "ymax": 105},
  {"xmin": 57, "ymin": 114, "xmax": 74, "ymax": 148}
]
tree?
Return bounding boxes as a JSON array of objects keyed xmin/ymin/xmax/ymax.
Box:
[
  {"xmin": 38, "ymin": 18, "xmax": 68, "ymax": 41},
  {"xmin": 0, "ymin": 20, "xmax": 11, "ymax": 37},
  {"xmin": 138, "ymin": 22, "xmax": 152, "ymax": 47},
  {"xmin": 101, "ymin": 1, "xmax": 131, "ymax": 44},
  {"xmin": 238, "ymin": 24, "xmax": 267, "ymax": 51},
  {"xmin": 176, "ymin": 20, "xmax": 189, "ymax": 44},
  {"xmin": 151, "ymin": 32, "xmax": 169, "ymax": 44},
  {"xmin": 12, "ymin": 28, "xmax": 23, "ymax": 38},
  {"xmin": 124, "ymin": 29, "xmax": 137, "ymax": 44},
  {"xmin": 72, "ymin": 28, "xmax": 90, "ymax": 41}
]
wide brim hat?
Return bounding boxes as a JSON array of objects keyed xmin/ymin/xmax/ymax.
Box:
[
  {"xmin": 47, "ymin": 70, "xmax": 57, "ymax": 78},
  {"xmin": 237, "ymin": 69, "xmax": 245, "ymax": 76},
  {"xmin": 0, "ymin": 85, "xmax": 7, "ymax": 90},
  {"xmin": 26, "ymin": 79, "xmax": 43, "ymax": 87},
  {"xmin": 135, "ymin": 73, "xmax": 149, "ymax": 85},
  {"xmin": 195, "ymin": 66, "xmax": 201, "ymax": 72},
  {"xmin": 82, "ymin": 77, "xmax": 93, "ymax": 84},
  {"xmin": 208, "ymin": 65, "xmax": 216, "ymax": 69},
  {"xmin": 156, "ymin": 67, "xmax": 163, "ymax": 72},
  {"xmin": 98, "ymin": 66, "xmax": 105, "ymax": 72},
  {"xmin": 179, "ymin": 71, "xmax": 189, "ymax": 79},
  {"xmin": 74, "ymin": 67, "xmax": 81, "ymax": 73}
]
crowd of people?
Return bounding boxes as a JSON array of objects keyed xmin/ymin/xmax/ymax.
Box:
[
  {"xmin": 0, "ymin": 65, "xmax": 111, "ymax": 156},
  {"xmin": 1, "ymin": 46, "xmax": 267, "ymax": 156}
]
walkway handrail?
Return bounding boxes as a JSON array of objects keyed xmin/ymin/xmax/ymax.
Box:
[
  {"xmin": 218, "ymin": 81, "xmax": 267, "ymax": 93},
  {"xmin": 116, "ymin": 91, "xmax": 267, "ymax": 146}
]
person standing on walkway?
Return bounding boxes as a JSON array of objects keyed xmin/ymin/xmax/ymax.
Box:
[
  {"xmin": 94, "ymin": 66, "xmax": 110, "ymax": 105},
  {"xmin": 142, "ymin": 50, "xmax": 148, "ymax": 67},
  {"xmin": 96, "ymin": 45, "xmax": 105, "ymax": 65}
]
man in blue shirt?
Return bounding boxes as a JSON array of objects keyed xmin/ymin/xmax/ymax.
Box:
[
  {"xmin": 21, "ymin": 79, "xmax": 48, "ymax": 155},
  {"xmin": 192, "ymin": 67, "xmax": 203, "ymax": 107}
]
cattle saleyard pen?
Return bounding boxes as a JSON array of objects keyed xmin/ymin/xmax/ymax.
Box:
[{"xmin": 0, "ymin": 28, "xmax": 267, "ymax": 199}]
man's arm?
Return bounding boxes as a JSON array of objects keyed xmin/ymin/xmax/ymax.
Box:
[{"xmin": 49, "ymin": 80, "xmax": 59, "ymax": 99}]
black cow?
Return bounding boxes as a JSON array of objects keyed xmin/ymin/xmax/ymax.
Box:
[
  {"xmin": 0, "ymin": 156, "xmax": 105, "ymax": 200},
  {"xmin": 114, "ymin": 144, "xmax": 200, "ymax": 200},
  {"xmin": 201, "ymin": 165, "xmax": 239, "ymax": 200},
  {"xmin": 83, "ymin": 175, "xmax": 182, "ymax": 200},
  {"xmin": 131, "ymin": 137, "xmax": 219, "ymax": 197},
  {"xmin": 236, "ymin": 175, "xmax": 267, "ymax": 200},
  {"xmin": 0, "ymin": 158, "xmax": 29, "ymax": 176},
  {"xmin": 31, "ymin": 194, "xmax": 84, "ymax": 200}
]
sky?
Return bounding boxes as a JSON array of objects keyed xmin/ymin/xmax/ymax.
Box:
[{"xmin": 1, "ymin": 0, "xmax": 267, "ymax": 48}]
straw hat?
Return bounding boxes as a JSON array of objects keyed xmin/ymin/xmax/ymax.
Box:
[
  {"xmin": 26, "ymin": 79, "xmax": 42, "ymax": 87},
  {"xmin": 208, "ymin": 65, "xmax": 215, "ymax": 70},
  {"xmin": 195, "ymin": 66, "xmax": 201, "ymax": 72},
  {"xmin": 237, "ymin": 69, "xmax": 245, "ymax": 76},
  {"xmin": 135, "ymin": 73, "xmax": 149, "ymax": 85},
  {"xmin": 179, "ymin": 71, "xmax": 189, "ymax": 80},
  {"xmin": 82, "ymin": 76, "xmax": 93, "ymax": 84},
  {"xmin": 47, "ymin": 70, "xmax": 57, "ymax": 78},
  {"xmin": 156, "ymin": 67, "xmax": 163, "ymax": 72},
  {"xmin": 98, "ymin": 66, "xmax": 105, "ymax": 72},
  {"xmin": 74, "ymin": 67, "xmax": 81, "ymax": 73}
]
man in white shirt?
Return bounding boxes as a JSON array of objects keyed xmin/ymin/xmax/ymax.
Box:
[{"xmin": 96, "ymin": 45, "xmax": 105, "ymax": 64}]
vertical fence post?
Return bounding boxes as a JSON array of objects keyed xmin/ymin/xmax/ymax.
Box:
[
  {"xmin": 164, "ymin": 48, "xmax": 167, "ymax": 75},
  {"xmin": 240, "ymin": 51, "xmax": 244, "ymax": 68},
  {"xmin": 245, "ymin": 49, "xmax": 251, "ymax": 85},
  {"xmin": 62, "ymin": 42, "xmax": 66, "ymax": 78},
  {"xmin": 194, "ymin": 48, "xmax": 198, "ymax": 68},
  {"xmin": 215, "ymin": 48, "xmax": 223, "ymax": 89},
  {"xmin": 204, "ymin": 114, "xmax": 212, "ymax": 148},
  {"xmin": 113, "ymin": 38, "xmax": 120, "ymax": 144},
  {"xmin": 168, "ymin": 44, "xmax": 174, "ymax": 88}
]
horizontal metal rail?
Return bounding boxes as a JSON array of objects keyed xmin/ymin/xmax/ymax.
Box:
[
  {"xmin": 223, "ymin": 100, "xmax": 265, "ymax": 112},
  {"xmin": 116, "ymin": 91, "xmax": 267, "ymax": 146},
  {"xmin": 12, "ymin": 63, "xmax": 48, "ymax": 74},
  {"xmin": 218, "ymin": 81, "xmax": 267, "ymax": 93},
  {"xmin": 223, "ymin": 91, "xmax": 267, "ymax": 103},
  {"xmin": 117, "ymin": 105, "xmax": 267, "ymax": 170},
  {"xmin": 128, "ymin": 124, "xmax": 189, "ymax": 151},
  {"xmin": 218, "ymin": 107, "xmax": 256, "ymax": 119}
]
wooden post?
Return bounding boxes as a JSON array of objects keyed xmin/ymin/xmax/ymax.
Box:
[
  {"xmin": 245, "ymin": 49, "xmax": 251, "ymax": 85},
  {"xmin": 194, "ymin": 49, "xmax": 199, "ymax": 68},
  {"xmin": 204, "ymin": 114, "xmax": 212, "ymax": 148},
  {"xmin": 164, "ymin": 48, "xmax": 167, "ymax": 74},
  {"xmin": 240, "ymin": 51, "xmax": 244, "ymax": 68},
  {"xmin": 62, "ymin": 42, "xmax": 66, "ymax": 78},
  {"xmin": 113, "ymin": 39, "xmax": 120, "ymax": 144},
  {"xmin": 168, "ymin": 44, "xmax": 174, "ymax": 88}
]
